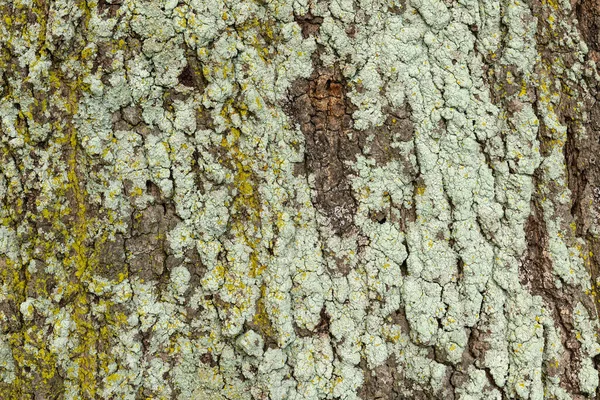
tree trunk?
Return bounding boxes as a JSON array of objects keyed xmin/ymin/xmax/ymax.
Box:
[{"xmin": 1, "ymin": 0, "xmax": 600, "ymax": 398}]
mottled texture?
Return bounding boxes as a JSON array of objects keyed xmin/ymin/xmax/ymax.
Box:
[{"xmin": 1, "ymin": 0, "xmax": 600, "ymax": 399}]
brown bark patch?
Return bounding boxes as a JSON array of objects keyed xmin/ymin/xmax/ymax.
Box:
[
  {"xmin": 520, "ymin": 192, "xmax": 585, "ymax": 393},
  {"xmin": 520, "ymin": 202, "xmax": 557, "ymax": 296},
  {"xmin": 287, "ymin": 63, "xmax": 414, "ymax": 237},
  {"xmin": 357, "ymin": 355, "xmax": 401, "ymax": 400},
  {"xmin": 178, "ymin": 51, "xmax": 208, "ymax": 92},
  {"xmin": 294, "ymin": 11, "xmax": 323, "ymax": 39},
  {"xmin": 287, "ymin": 62, "xmax": 360, "ymax": 236},
  {"xmin": 124, "ymin": 197, "xmax": 181, "ymax": 283},
  {"xmin": 97, "ymin": 0, "xmax": 121, "ymax": 18},
  {"xmin": 576, "ymin": 0, "xmax": 600, "ymax": 62}
]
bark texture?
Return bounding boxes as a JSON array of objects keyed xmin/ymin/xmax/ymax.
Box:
[{"xmin": 1, "ymin": 0, "xmax": 600, "ymax": 399}]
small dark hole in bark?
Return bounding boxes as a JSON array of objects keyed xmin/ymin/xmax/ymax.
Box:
[
  {"xmin": 98, "ymin": 0, "xmax": 109, "ymax": 11},
  {"xmin": 315, "ymin": 307, "xmax": 331, "ymax": 333},
  {"xmin": 201, "ymin": 352, "xmax": 217, "ymax": 367},
  {"xmin": 457, "ymin": 258, "xmax": 464, "ymax": 276},
  {"xmin": 400, "ymin": 260, "xmax": 408, "ymax": 276},
  {"xmin": 146, "ymin": 180, "xmax": 162, "ymax": 200},
  {"xmin": 452, "ymin": 59, "xmax": 457, "ymax": 65},
  {"xmin": 178, "ymin": 65, "xmax": 195, "ymax": 87},
  {"xmin": 370, "ymin": 210, "xmax": 387, "ymax": 225}
]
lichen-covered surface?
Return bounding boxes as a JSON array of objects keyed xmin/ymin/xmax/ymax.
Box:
[{"xmin": 1, "ymin": 0, "xmax": 600, "ymax": 398}]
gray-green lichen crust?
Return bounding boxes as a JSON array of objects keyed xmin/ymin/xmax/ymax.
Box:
[{"xmin": 0, "ymin": 0, "xmax": 599, "ymax": 398}]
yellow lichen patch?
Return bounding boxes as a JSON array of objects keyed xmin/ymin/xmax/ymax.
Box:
[
  {"xmin": 235, "ymin": 166, "xmax": 255, "ymax": 198},
  {"xmin": 10, "ymin": 325, "xmax": 62, "ymax": 394},
  {"xmin": 40, "ymin": 119, "xmax": 107, "ymax": 397},
  {"xmin": 542, "ymin": 0, "xmax": 559, "ymax": 10},
  {"xmin": 251, "ymin": 284, "xmax": 276, "ymax": 340},
  {"xmin": 519, "ymin": 80, "xmax": 528, "ymax": 98},
  {"xmin": 4, "ymin": 40, "xmax": 125, "ymax": 398},
  {"xmin": 219, "ymin": 107, "xmax": 265, "ymax": 269},
  {"xmin": 249, "ymin": 252, "xmax": 266, "ymax": 279}
]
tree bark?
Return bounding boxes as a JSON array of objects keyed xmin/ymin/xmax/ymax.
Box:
[{"xmin": 1, "ymin": 0, "xmax": 600, "ymax": 398}]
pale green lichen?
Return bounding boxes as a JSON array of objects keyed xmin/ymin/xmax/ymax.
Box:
[{"xmin": 456, "ymin": 366, "xmax": 502, "ymax": 400}]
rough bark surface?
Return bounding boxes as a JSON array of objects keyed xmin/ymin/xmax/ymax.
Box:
[{"xmin": 1, "ymin": 0, "xmax": 600, "ymax": 399}]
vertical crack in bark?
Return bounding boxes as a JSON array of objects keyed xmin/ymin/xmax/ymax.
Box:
[
  {"xmin": 572, "ymin": 0, "xmax": 600, "ymax": 325},
  {"xmin": 527, "ymin": 0, "xmax": 600, "ymax": 393},
  {"xmin": 520, "ymin": 193, "xmax": 582, "ymax": 393}
]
